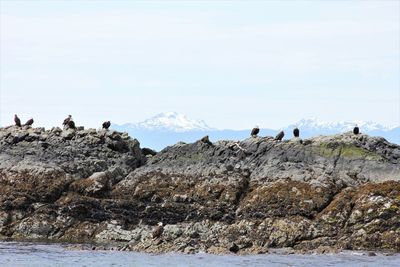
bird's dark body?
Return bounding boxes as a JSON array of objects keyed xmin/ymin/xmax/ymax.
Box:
[
  {"xmin": 200, "ymin": 135, "xmax": 213, "ymax": 145},
  {"xmin": 63, "ymin": 116, "xmax": 71, "ymax": 127},
  {"xmin": 24, "ymin": 118, "xmax": 34, "ymax": 126},
  {"xmin": 275, "ymin": 131, "xmax": 284, "ymax": 141},
  {"xmin": 251, "ymin": 127, "xmax": 260, "ymax": 136},
  {"xmin": 152, "ymin": 225, "xmax": 164, "ymax": 239},
  {"xmin": 14, "ymin": 115, "xmax": 21, "ymax": 127},
  {"xmin": 67, "ymin": 120, "xmax": 76, "ymax": 129},
  {"xmin": 102, "ymin": 121, "xmax": 111, "ymax": 129},
  {"xmin": 293, "ymin": 128, "xmax": 300, "ymax": 137}
]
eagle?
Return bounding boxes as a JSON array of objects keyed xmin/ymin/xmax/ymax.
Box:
[
  {"xmin": 102, "ymin": 121, "xmax": 111, "ymax": 130},
  {"xmin": 63, "ymin": 115, "xmax": 72, "ymax": 127},
  {"xmin": 14, "ymin": 114, "xmax": 21, "ymax": 127},
  {"xmin": 200, "ymin": 135, "xmax": 213, "ymax": 145},
  {"xmin": 275, "ymin": 130, "xmax": 284, "ymax": 141},
  {"xmin": 67, "ymin": 120, "xmax": 76, "ymax": 129},
  {"xmin": 293, "ymin": 127, "xmax": 300, "ymax": 138},
  {"xmin": 251, "ymin": 126, "xmax": 260, "ymax": 137},
  {"xmin": 152, "ymin": 222, "xmax": 164, "ymax": 239},
  {"xmin": 24, "ymin": 118, "xmax": 34, "ymax": 127},
  {"xmin": 353, "ymin": 126, "xmax": 360, "ymax": 135}
]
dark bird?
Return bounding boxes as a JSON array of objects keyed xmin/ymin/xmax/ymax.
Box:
[
  {"xmin": 63, "ymin": 115, "xmax": 72, "ymax": 127},
  {"xmin": 102, "ymin": 121, "xmax": 111, "ymax": 130},
  {"xmin": 24, "ymin": 118, "xmax": 34, "ymax": 126},
  {"xmin": 14, "ymin": 114, "xmax": 21, "ymax": 127},
  {"xmin": 275, "ymin": 130, "xmax": 284, "ymax": 141},
  {"xmin": 293, "ymin": 127, "xmax": 300, "ymax": 138},
  {"xmin": 67, "ymin": 120, "xmax": 76, "ymax": 129},
  {"xmin": 200, "ymin": 135, "xmax": 213, "ymax": 145},
  {"xmin": 251, "ymin": 126, "xmax": 260, "ymax": 137},
  {"xmin": 152, "ymin": 222, "xmax": 164, "ymax": 239},
  {"xmin": 353, "ymin": 125, "xmax": 360, "ymax": 135}
]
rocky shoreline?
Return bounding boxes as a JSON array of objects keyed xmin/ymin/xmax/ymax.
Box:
[{"xmin": 0, "ymin": 125, "xmax": 399, "ymax": 254}]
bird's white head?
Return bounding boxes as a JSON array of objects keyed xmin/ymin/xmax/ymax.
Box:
[
  {"xmin": 157, "ymin": 222, "xmax": 163, "ymax": 227},
  {"xmin": 255, "ymin": 125, "xmax": 259, "ymax": 129}
]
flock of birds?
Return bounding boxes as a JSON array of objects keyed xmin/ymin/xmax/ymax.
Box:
[
  {"xmin": 12, "ymin": 114, "xmax": 361, "ymax": 140},
  {"xmin": 13, "ymin": 114, "xmax": 111, "ymax": 130},
  {"xmin": 250, "ymin": 124, "xmax": 360, "ymax": 140}
]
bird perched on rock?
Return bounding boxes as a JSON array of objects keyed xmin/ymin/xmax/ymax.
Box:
[
  {"xmin": 24, "ymin": 118, "xmax": 34, "ymax": 127},
  {"xmin": 67, "ymin": 120, "xmax": 76, "ymax": 130},
  {"xmin": 152, "ymin": 222, "xmax": 164, "ymax": 239},
  {"xmin": 353, "ymin": 125, "xmax": 360, "ymax": 135},
  {"xmin": 293, "ymin": 127, "xmax": 300, "ymax": 138},
  {"xmin": 102, "ymin": 121, "xmax": 111, "ymax": 130},
  {"xmin": 63, "ymin": 115, "xmax": 72, "ymax": 128},
  {"xmin": 14, "ymin": 114, "xmax": 21, "ymax": 127},
  {"xmin": 251, "ymin": 126, "xmax": 260, "ymax": 137},
  {"xmin": 200, "ymin": 135, "xmax": 213, "ymax": 145},
  {"xmin": 275, "ymin": 130, "xmax": 284, "ymax": 141}
]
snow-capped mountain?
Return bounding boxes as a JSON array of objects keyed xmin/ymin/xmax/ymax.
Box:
[
  {"xmin": 286, "ymin": 118, "xmax": 395, "ymax": 133},
  {"xmin": 113, "ymin": 113, "xmax": 399, "ymax": 150},
  {"xmin": 120, "ymin": 112, "xmax": 213, "ymax": 132}
]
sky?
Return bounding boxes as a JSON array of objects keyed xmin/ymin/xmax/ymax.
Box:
[{"xmin": 0, "ymin": 0, "xmax": 399, "ymax": 130}]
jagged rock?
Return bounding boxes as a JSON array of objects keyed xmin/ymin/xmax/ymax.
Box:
[
  {"xmin": 61, "ymin": 129, "xmax": 76, "ymax": 139},
  {"xmin": 0, "ymin": 127, "xmax": 399, "ymax": 254}
]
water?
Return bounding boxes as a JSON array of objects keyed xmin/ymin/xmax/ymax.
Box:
[{"xmin": 0, "ymin": 242, "xmax": 399, "ymax": 267}]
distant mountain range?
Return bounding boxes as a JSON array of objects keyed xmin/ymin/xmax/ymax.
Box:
[
  {"xmin": 113, "ymin": 112, "xmax": 400, "ymax": 151},
  {"xmin": 119, "ymin": 112, "xmax": 213, "ymax": 132}
]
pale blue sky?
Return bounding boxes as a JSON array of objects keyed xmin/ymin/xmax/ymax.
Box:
[{"xmin": 1, "ymin": 0, "xmax": 399, "ymax": 129}]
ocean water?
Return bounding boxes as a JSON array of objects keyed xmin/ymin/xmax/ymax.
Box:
[{"xmin": 0, "ymin": 242, "xmax": 399, "ymax": 267}]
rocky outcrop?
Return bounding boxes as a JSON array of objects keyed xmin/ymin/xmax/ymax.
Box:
[
  {"xmin": 0, "ymin": 126, "xmax": 399, "ymax": 254},
  {"xmin": 0, "ymin": 125, "xmax": 145, "ymax": 238}
]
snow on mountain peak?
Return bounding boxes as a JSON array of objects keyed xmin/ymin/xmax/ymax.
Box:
[
  {"xmin": 132, "ymin": 112, "xmax": 212, "ymax": 132},
  {"xmin": 287, "ymin": 118, "xmax": 393, "ymax": 132},
  {"xmin": 121, "ymin": 113, "xmax": 396, "ymax": 134}
]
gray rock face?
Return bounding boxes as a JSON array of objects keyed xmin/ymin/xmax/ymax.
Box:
[
  {"xmin": 0, "ymin": 126, "xmax": 145, "ymax": 208},
  {"xmin": 139, "ymin": 133, "xmax": 399, "ymax": 186},
  {"xmin": 0, "ymin": 127, "xmax": 399, "ymax": 254},
  {"xmin": 0, "ymin": 126, "xmax": 145, "ymax": 179}
]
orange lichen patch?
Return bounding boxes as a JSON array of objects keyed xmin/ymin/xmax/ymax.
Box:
[
  {"xmin": 112, "ymin": 172, "xmax": 189, "ymax": 200},
  {"xmin": 342, "ymin": 181, "xmax": 400, "ymax": 219},
  {"xmin": 316, "ymin": 188, "xmax": 355, "ymax": 219},
  {"xmin": 354, "ymin": 181, "xmax": 400, "ymax": 198},
  {"xmin": 317, "ymin": 181, "xmax": 400, "ymax": 225},
  {"xmin": 0, "ymin": 172, "xmax": 72, "ymax": 205},
  {"xmin": 70, "ymin": 178, "xmax": 99, "ymax": 193},
  {"xmin": 239, "ymin": 179, "xmax": 336, "ymax": 219},
  {"xmin": 350, "ymin": 181, "xmax": 400, "ymax": 225},
  {"xmin": 112, "ymin": 172, "xmax": 244, "ymax": 206},
  {"xmin": 315, "ymin": 181, "xmax": 400, "ymax": 252}
]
